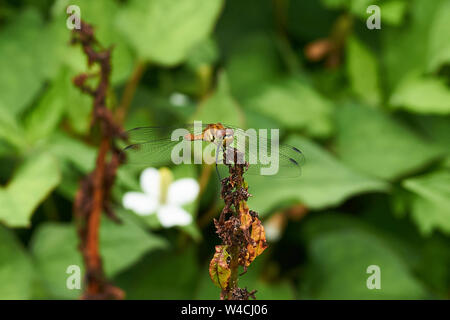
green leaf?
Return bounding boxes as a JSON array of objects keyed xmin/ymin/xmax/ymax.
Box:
[
  {"xmin": 101, "ymin": 214, "xmax": 168, "ymax": 276},
  {"xmin": 186, "ymin": 38, "xmax": 219, "ymax": 70},
  {"xmin": 30, "ymin": 213, "xmax": 168, "ymax": 298},
  {"xmin": 209, "ymin": 245, "xmax": 231, "ymax": 289},
  {"xmin": 390, "ymin": 74, "xmax": 450, "ymax": 115},
  {"xmin": 24, "ymin": 66, "xmax": 92, "ymax": 140},
  {"xmin": 300, "ymin": 213, "xmax": 372, "ymax": 241},
  {"xmin": 336, "ymin": 103, "xmax": 443, "ymax": 180},
  {"xmin": 240, "ymin": 278, "xmax": 295, "ymax": 300},
  {"xmin": 46, "ymin": 132, "xmax": 96, "ymax": 173},
  {"xmin": 115, "ymin": 246, "xmax": 200, "ymax": 299},
  {"xmin": 382, "ymin": 0, "xmax": 442, "ymax": 91},
  {"xmin": 65, "ymin": 88, "xmax": 93, "ymax": 136},
  {"xmin": 0, "ymin": 103, "xmax": 28, "ymax": 150},
  {"xmin": 192, "ymin": 72, "xmax": 245, "ymax": 126},
  {"xmin": 24, "ymin": 70, "xmax": 69, "ymax": 143},
  {"xmin": 0, "ymin": 226, "xmax": 34, "ymax": 299},
  {"xmin": 427, "ymin": 0, "xmax": 450, "ymax": 71},
  {"xmin": 0, "ymin": 154, "xmax": 61, "ymax": 227},
  {"xmin": 246, "ymin": 136, "xmax": 388, "ymax": 215},
  {"xmin": 346, "ymin": 36, "xmax": 381, "ymax": 106},
  {"xmin": 0, "ymin": 9, "xmax": 47, "ymax": 113},
  {"xmin": 414, "ymin": 238, "xmax": 450, "ymax": 296},
  {"xmin": 305, "ymin": 228, "xmax": 427, "ymax": 299},
  {"xmin": 30, "ymin": 223, "xmax": 82, "ymax": 299},
  {"xmin": 45, "ymin": 132, "xmax": 97, "ymax": 201},
  {"xmin": 118, "ymin": 0, "xmax": 224, "ymax": 66},
  {"xmin": 409, "ymin": 115, "xmax": 450, "ymax": 153},
  {"xmin": 403, "ymin": 170, "xmax": 450, "ymax": 235},
  {"xmin": 226, "ymin": 34, "xmax": 282, "ymax": 101},
  {"xmin": 239, "ymin": 257, "xmax": 295, "ymax": 300},
  {"xmin": 244, "ymin": 78, "xmax": 333, "ymax": 138},
  {"xmin": 195, "ymin": 267, "xmax": 227, "ymax": 299},
  {"xmin": 378, "ymin": 0, "xmax": 408, "ymax": 26}
]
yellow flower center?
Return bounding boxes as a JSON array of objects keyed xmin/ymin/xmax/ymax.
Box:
[{"xmin": 158, "ymin": 167, "xmax": 173, "ymax": 205}]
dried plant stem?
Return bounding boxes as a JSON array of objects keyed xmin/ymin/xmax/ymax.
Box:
[
  {"xmin": 84, "ymin": 137, "xmax": 108, "ymax": 279},
  {"xmin": 223, "ymin": 160, "xmax": 244, "ymax": 299},
  {"xmin": 223, "ymin": 245, "xmax": 241, "ymax": 300},
  {"xmin": 210, "ymin": 148, "xmax": 267, "ymax": 300},
  {"xmin": 71, "ymin": 20, "xmax": 127, "ymax": 300}
]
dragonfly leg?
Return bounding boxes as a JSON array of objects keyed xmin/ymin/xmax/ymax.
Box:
[{"xmin": 215, "ymin": 141, "xmax": 222, "ymax": 181}]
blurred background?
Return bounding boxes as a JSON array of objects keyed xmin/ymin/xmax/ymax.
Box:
[{"xmin": 0, "ymin": 0, "xmax": 449, "ymax": 299}]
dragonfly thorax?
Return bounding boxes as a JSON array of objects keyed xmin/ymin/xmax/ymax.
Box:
[
  {"xmin": 196, "ymin": 124, "xmax": 235, "ymax": 146},
  {"xmin": 208, "ymin": 129, "xmax": 234, "ymax": 147}
]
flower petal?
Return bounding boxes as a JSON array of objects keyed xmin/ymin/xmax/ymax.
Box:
[
  {"xmin": 140, "ymin": 168, "xmax": 160, "ymax": 198},
  {"xmin": 122, "ymin": 192, "xmax": 158, "ymax": 216},
  {"xmin": 157, "ymin": 205, "xmax": 192, "ymax": 227},
  {"xmin": 167, "ymin": 178, "xmax": 199, "ymax": 206}
]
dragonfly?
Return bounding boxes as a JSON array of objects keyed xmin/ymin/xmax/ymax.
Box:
[{"xmin": 123, "ymin": 123, "xmax": 305, "ymax": 178}]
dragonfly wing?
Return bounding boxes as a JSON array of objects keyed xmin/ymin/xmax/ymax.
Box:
[
  {"xmin": 124, "ymin": 125, "xmax": 211, "ymax": 167},
  {"xmin": 126, "ymin": 124, "xmax": 208, "ymax": 144},
  {"xmin": 239, "ymin": 148, "xmax": 303, "ymax": 177},
  {"xmin": 124, "ymin": 139, "xmax": 185, "ymax": 166},
  {"xmin": 219, "ymin": 127, "xmax": 304, "ymax": 178}
]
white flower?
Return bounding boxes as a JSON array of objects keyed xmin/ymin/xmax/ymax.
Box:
[{"xmin": 122, "ymin": 168, "xmax": 199, "ymax": 228}]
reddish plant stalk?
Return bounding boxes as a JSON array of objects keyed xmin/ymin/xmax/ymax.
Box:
[{"xmin": 71, "ymin": 20, "xmax": 126, "ymax": 300}]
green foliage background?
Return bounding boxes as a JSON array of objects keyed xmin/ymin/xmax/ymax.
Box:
[{"xmin": 0, "ymin": 0, "xmax": 449, "ymax": 299}]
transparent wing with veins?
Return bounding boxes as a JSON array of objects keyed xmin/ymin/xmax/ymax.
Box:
[
  {"xmin": 216, "ymin": 127, "xmax": 304, "ymax": 177},
  {"xmin": 123, "ymin": 124, "xmax": 208, "ymax": 167},
  {"xmin": 123, "ymin": 124, "xmax": 305, "ymax": 177}
]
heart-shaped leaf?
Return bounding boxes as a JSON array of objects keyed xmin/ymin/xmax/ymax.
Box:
[{"xmin": 0, "ymin": 154, "xmax": 61, "ymax": 227}]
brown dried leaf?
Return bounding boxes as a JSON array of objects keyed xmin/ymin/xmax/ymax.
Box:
[
  {"xmin": 239, "ymin": 201, "xmax": 252, "ymax": 231},
  {"xmin": 245, "ymin": 218, "xmax": 268, "ymax": 266}
]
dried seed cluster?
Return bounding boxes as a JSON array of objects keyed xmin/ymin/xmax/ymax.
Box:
[{"xmin": 210, "ymin": 148, "xmax": 268, "ymax": 300}]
